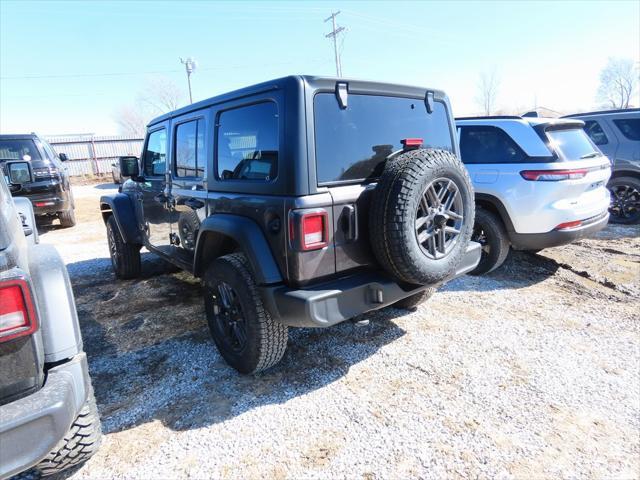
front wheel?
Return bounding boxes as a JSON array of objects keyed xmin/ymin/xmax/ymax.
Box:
[
  {"xmin": 469, "ymin": 208, "xmax": 510, "ymax": 275},
  {"xmin": 106, "ymin": 215, "xmax": 141, "ymax": 279},
  {"xmin": 203, "ymin": 253, "xmax": 288, "ymax": 374},
  {"xmin": 608, "ymin": 176, "xmax": 640, "ymax": 224}
]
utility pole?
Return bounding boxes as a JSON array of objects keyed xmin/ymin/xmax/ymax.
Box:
[
  {"xmin": 324, "ymin": 11, "xmax": 345, "ymax": 77},
  {"xmin": 180, "ymin": 57, "xmax": 197, "ymax": 104}
]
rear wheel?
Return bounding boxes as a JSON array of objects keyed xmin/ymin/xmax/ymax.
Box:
[
  {"xmin": 469, "ymin": 208, "xmax": 510, "ymax": 275},
  {"xmin": 58, "ymin": 208, "xmax": 76, "ymax": 228},
  {"xmin": 203, "ymin": 253, "xmax": 288, "ymax": 374},
  {"xmin": 36, "ymin": 388, "xmax": 101, "ymax": 476},
  {"xmin": 608, "ymin": 176, "xmax": 640, "ymax": 224},
  {"xmin": 393, "ymin": 287, "xmax": 436, "ymax": 310},
  {"xmin": 106, "ymin": 215, "xmax": 141, "ymax": 279}
]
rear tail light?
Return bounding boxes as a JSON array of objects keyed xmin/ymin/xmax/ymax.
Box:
[
  {"xmin": 0, "ymin": 279, "xmax": 38, "ymax": 342},
  {"xmin": 289, "ymin": 209, "xmax": 329, "ymax": 251},
  {"xmin": 555, "ymin": 220, "xmax": 582, "ymax": 230},
  {"xmin": 401, "ymin": 138, "xmax": 423, "ymax": 150},
  {"xmin": 520, "ymin": 169, "xmax": 588, "ymax": 181},
  {"xmin": 32, "ymin": 166, "xmax": 60, "ymax": 179}
]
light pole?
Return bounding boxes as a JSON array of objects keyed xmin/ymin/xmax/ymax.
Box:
[{"xmin": 180, "ymin": 57, "xmax": 197, "ymax": 104}]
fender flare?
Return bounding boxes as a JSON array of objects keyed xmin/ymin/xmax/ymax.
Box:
[
  {"xmin": 474, "ymin": 193, "xmax": 516, "ymax": 233},
  {"xmin": 193, "ymin": 214, "xmax": 283, "ymax": 285},
  {"xmin": 99, "ymin": 193, "xmax": 143, "ymax": 244}
]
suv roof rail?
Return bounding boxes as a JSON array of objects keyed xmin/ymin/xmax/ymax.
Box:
[
  {"xmin": 455, "ymin": 115, "xmax": 523, "ymax": 121},
  {"xmin": 563, "ymin": 107, "xmax": 640, "ymax": 118}
]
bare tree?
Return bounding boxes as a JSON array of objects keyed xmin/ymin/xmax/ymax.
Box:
[
  {"xmin": 114, "ymin": 76, "xmax": 185, "ymax": 136},
  {"xmin": 476, "ymin": 70, "xmax": 500, "ymax": 116},
  {"xmin": 597, "ymin": 57, "xmax": 639, "ymax": 109}
]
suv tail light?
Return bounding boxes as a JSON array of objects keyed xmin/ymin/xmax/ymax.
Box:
[
  {"xmin": 555, "ymin": 220, "xmax": 582, "ymax": 230},
  {"xmin": 0, "ymin": 279, "xmax": 38, "ymax": 343},
  {"xmin": 520, "ymin": 169, "xmax": 588, "ymax": 181},
  {"xmin": 289, "ymin": 209, "xmax": 329, "ymax": 251}
]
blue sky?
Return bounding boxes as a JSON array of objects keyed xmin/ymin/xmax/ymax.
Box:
[{"xmin": 1, "ymin": 0, "xmax": 638, "ymax": 135}]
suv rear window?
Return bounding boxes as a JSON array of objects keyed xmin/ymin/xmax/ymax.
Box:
[
  {"xmin": 614, "ymin": 118, "xmax": 640, "ymax": 141},
  {"xmin": 314, "ymin": 93, "xmax": 453, "ymax": 184},
  {"xmin": 546, "ymin": 128, "xmax": 599, "ymax": 160},
  {"xmin": 0, "ymin": 139, "xmax": 42, "ymax": 161}
]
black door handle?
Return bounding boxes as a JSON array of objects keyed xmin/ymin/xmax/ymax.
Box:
[{"xmin": 185, "ymin": 197, "xmax": 205, "ymax": 210}]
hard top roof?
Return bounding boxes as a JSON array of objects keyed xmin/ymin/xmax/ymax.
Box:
[{"xmin": 148, "ymin": 75, "xmax": 447, "ymax": 127}]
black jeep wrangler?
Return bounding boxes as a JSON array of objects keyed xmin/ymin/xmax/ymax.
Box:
[{"xmin": 100, "ymin": 76, "xmax": 481, "ymax": 374}]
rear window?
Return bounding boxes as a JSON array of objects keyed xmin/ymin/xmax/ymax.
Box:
[
  {"xmin": 583, "ymin": 120, "xmax": 608, "ymax": 145},
  {"xmin": 314, "ymin": 93, "xmax": 453, "ymax": 184},
  {"xmin": 0, "ymin": 139, "xmax": 42, "ymax": 161},
  {"xmin": 614, "ymin": 118, "xmax": 640, "ymax": 141},
  {"xmin": 546, "ymin": 128, "xmax": 599, "ymax": 160}
]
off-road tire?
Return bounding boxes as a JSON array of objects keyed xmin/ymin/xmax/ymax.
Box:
[
  {"xmin": 608, "ymin": 176, "xmax": 640, "ymax": 224},
  {"xmin": 106, "ymin": 215, "xmax": 141, "ymax": 279},
  {"xmin": 58, "ymin": 208, "xmax": 76, "ymax": 228},
  {"xmin": 35, "ymin": 388, "xmax": 102, "ymax": 476},
  {"xmin": 469, "ymin": 208, "xmax": 510, "ymax": 275},
  {"xmin": 370, "ymin": 148, "xmax": 475, "ymax": 285},
  {"xmin": 204, "ymin": 253, "xmax": 288, "ymax": 374},
  {"xmin": 178, "ymin": 211, "xmax": 200, "ymax": 251},
  {"xmin": 393, "ymin": 287, "xmax": 436, "ymax": 310}
]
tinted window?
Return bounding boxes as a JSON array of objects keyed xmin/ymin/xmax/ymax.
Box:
[
  {"xmin": 583, "ymin": 120, "xmax": 608, "ymax": 145},
  {"xmin": 547, "ymin": 128, "xmax": 599, "ymax": 160},
  {"xmin": 314, "ymin": 94, "xmax": 453, "ymax": 184},
  {"xmin": 217, "ymin": 102, "xmax": 278, "ymax": 181},
  {"xmin": 458, "ymin": 126, "xmax": 526, "ymax": 164},
  {"xmin": 614, "ymin": 118, "xmax": 640, "ymax": 141},
  {"xmin": 143, "ymin": 129, "xmax": 167, "ymax": 176},
  {"xmin": 0, "ymin": 139, "xmax": 42, "ymax": 161},
  {"xmin": 175, "ymin": 119, "xmax": 205, "ymax": 178}
]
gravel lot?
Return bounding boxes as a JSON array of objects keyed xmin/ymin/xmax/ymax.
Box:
[{"xmin": 35, "ymin": 182, "xmax": 640, "ymax": 479}]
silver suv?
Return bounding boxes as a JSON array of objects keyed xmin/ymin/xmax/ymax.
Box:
[
  {"xmin": 564, "ymin": 109, "xmax": 640, "ymax": 224},
  {"xmin": 0, "ymin": 165, "xmax": 101, "ymax": 479},
  {"xmin": 456, "ymin": 116, "xmax": 611, "ymax": 274}
]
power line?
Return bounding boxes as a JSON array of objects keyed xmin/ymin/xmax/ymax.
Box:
[{"xmin": 324, "ymin": 11, "xmax": 345, "ymax": 77}]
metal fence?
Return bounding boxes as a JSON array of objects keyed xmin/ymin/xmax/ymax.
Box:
[{"xmin": 45, "ymin": 134, "xmax": 144, "ymax": 177}]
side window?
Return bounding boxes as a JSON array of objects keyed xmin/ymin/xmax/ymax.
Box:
[
  {"xmin": 583, "ymin": 120, "xmax": 608, "ymax": 145},
  {"xmin": 614, "ymin": 118, "xmax": 640, "ymax": 141},
  {"xmin": 143, "ymin": 129, "xmax": 167, "ymax": 176},
  {"xmin": 175, "ymin": 119, "xmax": 205, "ymax": 178},
  {"xmin": 216, "ymin": 102, "xmax": 278, "ymax": 181},
  {"xmin": 459, "ymin": 126, "xmax": 526, "ymax": 164}
]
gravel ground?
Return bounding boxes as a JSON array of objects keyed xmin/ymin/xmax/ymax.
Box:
[{"xmin": 32, "ymin": 182, "xmax": 640, "ymax": 479}]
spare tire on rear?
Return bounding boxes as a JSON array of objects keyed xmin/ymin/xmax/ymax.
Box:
[{"xmin": 369, "ymin": 148, "xmax": 474, "ymax": 285}]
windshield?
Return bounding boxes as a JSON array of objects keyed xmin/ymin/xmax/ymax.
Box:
[
  {"xmin": 546, "ymin": 128, "xmax": 600, "ymax": 161},
  {"xmin": 314, "ymin": 93, "xmax": 453, "ymax": 184},
  {"xmin": 0, "ymin": 139, "xmax": 42, "ymax": 162}
]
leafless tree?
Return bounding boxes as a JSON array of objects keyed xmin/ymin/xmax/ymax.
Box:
[
  {"xmin": 476, "ymin": 70, "xmax": 500, "ymax": 116},
  {"xmin": 114, "ymin": 76, "xmax": 185, "ymax": 136},
  {"xmin": 597, "ymin": 57, "xmax": 638, "ymax": 109}
]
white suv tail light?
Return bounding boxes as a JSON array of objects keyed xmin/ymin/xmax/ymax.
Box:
[
  {"xmin": 520, "ymin": 169, "xmax": 588, "ymax": 181},
  {"xmin": 0, "ymin": 279, "xmax": 38, "ymax": 343}
]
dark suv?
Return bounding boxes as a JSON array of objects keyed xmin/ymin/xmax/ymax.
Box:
[
  {"xmin": 564, "ymin": 109, "xmax": 640, "ymax": 224},
  {"xmin": 100, "ymin": 76, "xmax": 481, "ymax": 373},
  {"xmin": 0, "ymin": 133, "xmax": 76, "ymax": 228}
]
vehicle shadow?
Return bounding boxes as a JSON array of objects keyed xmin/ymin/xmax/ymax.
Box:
[
  {"xmin": 441, "ymin": 250, "xmax": 560, "ymax": 293},
  {"xmin": 66, "ymin": 256, "xmax": 407, "ymax": 436}
]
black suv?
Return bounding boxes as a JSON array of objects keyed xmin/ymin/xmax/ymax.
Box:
[
  {"xmin": 100, "ymin": 76, "xmax": 481, "ymax": 373},
  {"xmin": 0, "ymin": 133, "xmax": 76, "ymax": 228}
]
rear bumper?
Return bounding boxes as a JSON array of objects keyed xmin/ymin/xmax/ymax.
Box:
[
  {"xmin": 0, "ymin": 353, "xmax": 90, "ymax": 480},
  {"xmin": 11, "ymin": 181, "xmax": 71, "ymax": 215},
  {"xmin": 263, "ymin": 242, "xmax": 481, "ymax": 328},
  {"xmin": 510, "ymin": 211, "xmax": 609, "ymax": 250}
]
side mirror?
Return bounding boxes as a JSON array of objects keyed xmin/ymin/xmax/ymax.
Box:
[
  {"xmin": 119, "ymin": 156, "xmax": 139, "ymax": 178},
  {"xmin": 221, "ymin": 169, "xmax": 233, "ymax": 180},
  {"xmin": 58, "ymin": 153, "xmax": 68, "ymax": 161},
  {"xmin": 7, "ymin": 161, "xmax": 32, "ymax": 185}
]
